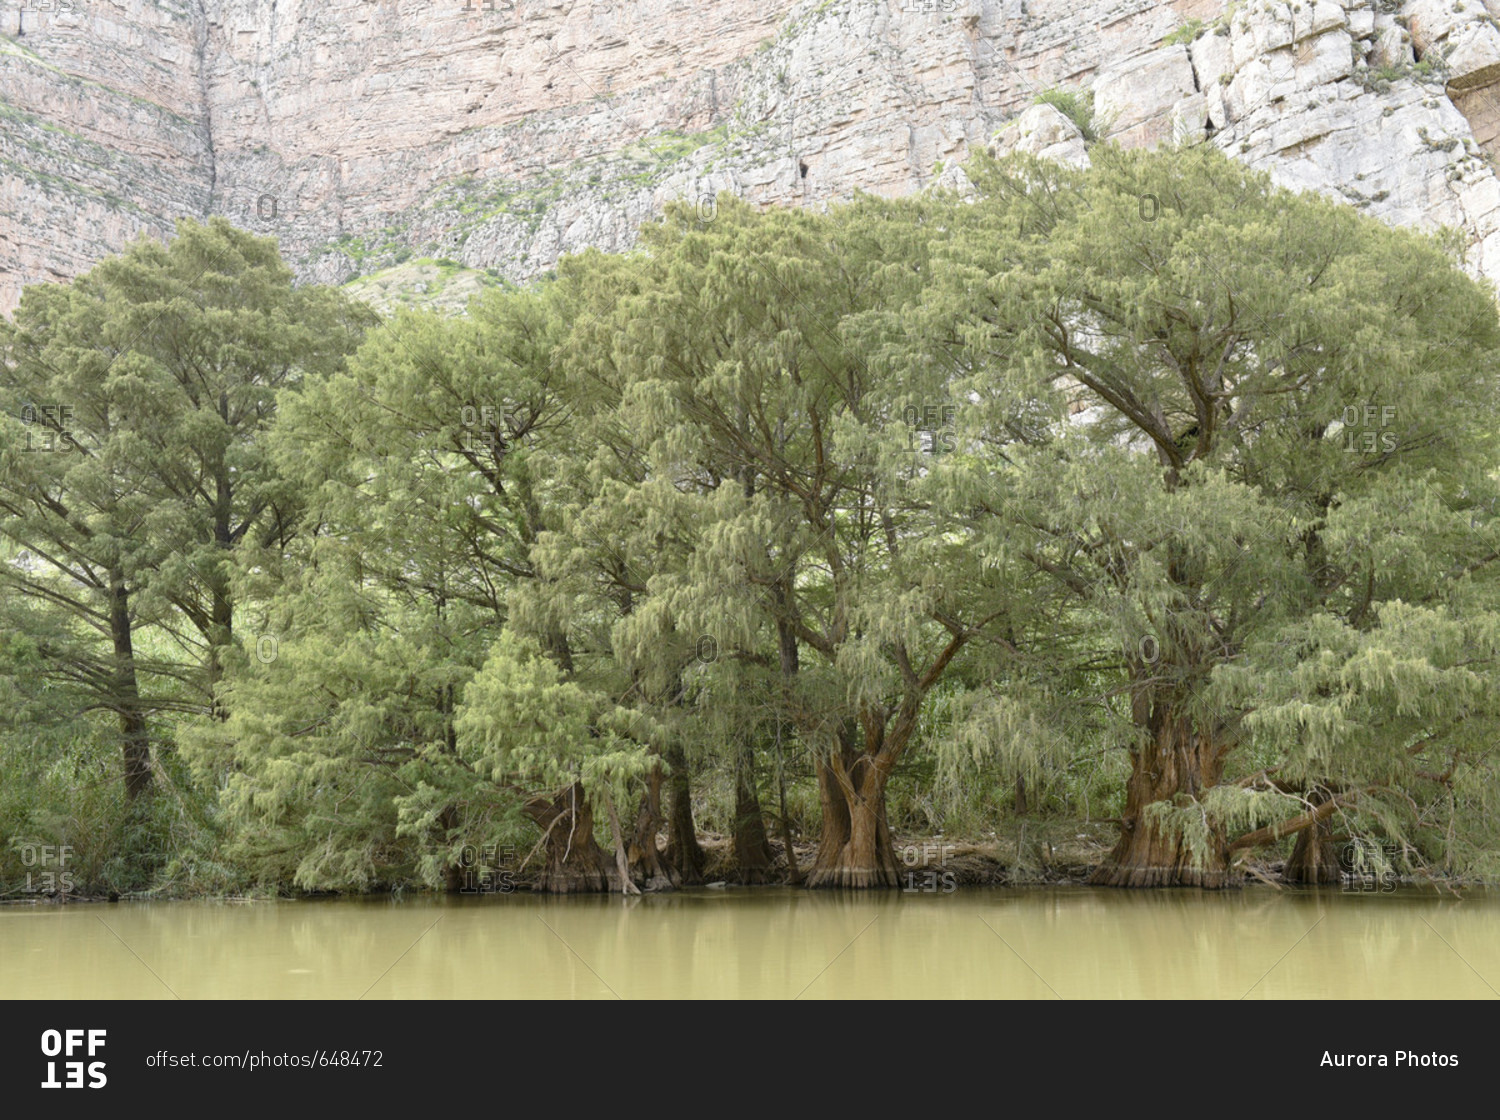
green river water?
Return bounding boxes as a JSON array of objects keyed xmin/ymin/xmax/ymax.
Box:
[{"xmin": 2, "ymin": 887, "xmax": 1495, "ymax": 999}]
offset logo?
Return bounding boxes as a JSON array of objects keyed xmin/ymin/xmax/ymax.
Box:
[{"xmin": 40, "ymin": 1030, "xmax": 106, "ymax": 1089}]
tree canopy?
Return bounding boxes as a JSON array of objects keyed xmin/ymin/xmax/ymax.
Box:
[{"xmin": 5, "ymin": 145, "xmax": 1499, "ymax": 897}]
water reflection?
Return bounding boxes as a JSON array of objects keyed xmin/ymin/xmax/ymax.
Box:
[{"xmin": 2, "ymin": 887, "xmax": 1495, "ymax": 999}]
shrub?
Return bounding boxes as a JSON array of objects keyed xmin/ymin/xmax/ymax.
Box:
[{"xmin": 1033, "ymin": 88, "xmax": 1105, "ymax": 143}]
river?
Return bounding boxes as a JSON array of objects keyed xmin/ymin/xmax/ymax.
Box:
[{"xmin": 2, "ymin": 886, "xmax": 1495, "ymax": 999}]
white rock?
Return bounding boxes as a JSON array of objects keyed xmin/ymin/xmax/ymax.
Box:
[
  {"xmin": 1189, "ymin": 31, "xmax": 1235, "ymax": 91},
  {"xmin": 1206, "ymin": 76, "xmax": 1233, "ymax": 128},
  {"xmin": 1229, "ymin": 57, "xmax": 1276, "ymax": 119},
  {"xmin": 1370, "ymin": 23, "xmax": 1416, "ymax": 67},
  {"xmin": 1294, "ymin": 1, "xmax": 1348, "ymax": 42},
  {"xmin": 9, "ymin": 0, "xmax": 1500, "ymax": 323},
  {"xmin": 932, "ymin": 162, "xmax": 979, "ymax": 198},
  {"xmin": 1251, "ymin": 2, "xmax": 1298, "ymax": 58},
  {"xmin": 1265, "ymin": 47, "xmax": 1302, "ymax": 102},
  {"xmin": 1297, "ymin": 30, "xmax": 1356, "ymax": 89},
  {"xmin": 1171, "ymin": 93, "xmax": 1209, "ymax": 144},
  {"xmin": 1402, "ymin": 0, "xmax": 1469, "ymax": 54},
  {"xmin": 1443, "ymin": 22, "xmax": 1500, "ymax": 81},
  {"xmin": 992, "ymin": 103, "xmax": 1091, "ymax": 168},
  {"xmin": 1094, "ymin": 45, "xmax": 1199, "ymax": 148}
]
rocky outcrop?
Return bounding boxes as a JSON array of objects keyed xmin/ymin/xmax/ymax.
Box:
[
  {"xmin": 5, "ymin": 0, "xmax": 1500, "ymax": 314},
  {"xmin": 993, "ymin": 102, "xmax": 1092, "ymax": 165}
]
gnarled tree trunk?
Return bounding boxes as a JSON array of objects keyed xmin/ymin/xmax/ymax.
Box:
[
  {"xmin": 791, "ymin": 596, "xmax": 963, "ymax": 889},
  {"xmin": 1284, "ymin": 793, "xmax": 1342, "ymax": 884},
  {"xmin": 1091, "ymin": 707, "xmax": 1230, "ymax": 888},
  {"xmin": 206, "ymin": 465, "xmax": 235, "ymax": 723},
  {"xmin": 663, "ymin": 742, "xmax": 705, "ymax": 884},
  {"xmin": 604, "ymin": 791, "xmax": 642, "ymax": 895},
  {"xmin": 628, "ymin": 761, "xmax": 678, "ymax": 890},
  {"xmin": 523, "ymin": 782, "xmax": 611, "ymax": 894},
  {"xmin": 806, "ymin": 728, "xmax": 900, "ymax": 889},
  {"xmin": 772, "ymin": 616, "xmax": 804, "ymax": 883}
]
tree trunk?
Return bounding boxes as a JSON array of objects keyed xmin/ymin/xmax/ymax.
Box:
[
  {"xmin": 206, "ymin": 584, "xmax": 233, "ymax": 722},
  {"xmin": 1091, "ymin": 708, "xmax": 1229, "ymax": 888},
  {"xmin": 109, "ymin": 572, "xmax": 152, "ymax": 801},
  {"xmin": 437, "ymin": 686, "xmax": 464, "ymax": 891},
  {"xmin": 1284, "ymin": 796, "xmax": 1342, "ymax": 884},
  {"xmin": 628, "ymin": 761, "xmax": 678, "ymax": 890},
  {"xmin": 207, "ymin": 464, "xmax": 235, "ymax": 722},
  {"xmin": 773, "ymin": 616, "xmax": 803, "ymax": 884},
  {"xmin": 732, "ymin": 740, "xmax": 775, "ymax": 884},
  {"xmin": 806, "ymin": 740, "xmax": 900, "ymax": 889},
  {"xmin": 604, "ymin": 792, "xmax": 642, "ymax": 896},
  {"xmin": 662, "ymin": 742, "xmax": 705, "ymax": 884},
  {"xmin": 522, "ymin": 782, "xmax": 611, "ymax": 894},
  {"xmin": 1014, "ymin": 773, "xmax": 1029, "ymax": 815},
  {"xmin": 774, "ymin": 722, "xmax": 803, "ymax": 885}
]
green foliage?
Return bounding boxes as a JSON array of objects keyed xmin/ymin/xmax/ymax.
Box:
[
  {"xmin": 1162, "ymin": 18, "xmax": 1204, "ymax": 45},
  {"xmin": 1364, "ymin": 57, "xmax": 1447, "ymax": 92},
  {"xmin": 0, "ymin": 217, "xmax": 374, "ymax": 852},
  {"xmin": 913, "ymin": 142, "xmax": 1500, "ymax": 877},
  {"xmin": 0, "ymin": 705, "xmax": 233, "ymax": 898},
  {"xmin": 7, "ymin": 143, "xmax": 1500, "ymax": 894},
  {"xmin": 1032, "ymin": 87, "xmax": 1104, "ymax": 142},
  {"xmin": 455, "ymin": 629, "xmax": 653, "ymax": 804}
]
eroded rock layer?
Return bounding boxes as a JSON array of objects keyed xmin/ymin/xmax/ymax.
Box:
[{"xmin": 4, "ymin": 0, "xmax": 1500, "ymax": 312}]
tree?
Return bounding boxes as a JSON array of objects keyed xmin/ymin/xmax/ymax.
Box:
[
  {"xmin": 454, "ymin": 629, "xmax": 653, "ymax": 893},
  {"xmin": 2, "ymin": 280, "xmax": 171, "ymax": 801},
  {"xmin": 192, "ymin": 277, "xmax": 672, "ymax": 892},
  {"xmin": 921, "ymin": 144, "xmax": 1500, "ymax": 885},
  {"xmin": 598, "ymin": 195, "xmax": 1034, "ymax": 886},
  {"xmin": 506, "ymin": 248, "xmax": 735, "ymax": 888},
  {"xmin": 0, "ymin": 218, "xmax": 372, "ymax": 806}
]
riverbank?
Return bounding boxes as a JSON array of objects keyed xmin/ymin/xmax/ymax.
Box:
[
  {"xmin": 6, "ymin": 818, "xmax": 1480, "ymax": 902},
  {"xmin": 695, "ymin": 829, "xmax": 1113, "ymax": 888}
]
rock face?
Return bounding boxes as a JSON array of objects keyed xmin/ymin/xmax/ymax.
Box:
[
  {"xmin": 5, "ymin": 0, "xmax": 1500, "ymax": 313},
  {"xmin": 994, "ymin": 101, "xmax": 1092, "ymax": 166}
]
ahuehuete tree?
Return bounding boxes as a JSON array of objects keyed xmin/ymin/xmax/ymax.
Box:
[
  {"xmin": 0, "ymin": 582, "xmax": 117, "ymax": 890},
  {"xmin": 80, "ymin": 219, "xmax": 375, "ymax": 714},
  {"xmin": 454, "ymin": 628, "xmax": 655, "ymax": 894},
  {"xmin": 920, "ymin": 144, "xmax": 1500, "ymax": 886},
  {"xmin": 517, "ymin": 457, "xmax": 721, "ymax": 890},
  {"xmin": 517, "ymin": 247, "xmax": 773, "ymax": 887},
  {"xmin": 184, "ymin": 577, "xmax": 484, "ymax": 891},
  {"xmin": 599, "ymin": 195, "xmax": 1039, "ymax": 887},
  {"xmin": 186, "ymin": 289, "xmax": 547, "ymax": 889},
  {"xmin": 0, "ymin": 218, "xmax": 372, "ymax": 806},
  {"xmin": 192, "ymin": 278, "xmax": 667, "ymax": 892},
  {"xmin": 0, "ymin": 295, "xmax": 170, "ymax": 802}
]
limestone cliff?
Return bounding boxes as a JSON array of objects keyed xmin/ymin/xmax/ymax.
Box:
[{"xmin": 4, "ymin": 0, "xmax": 1500, "ymax": 314}]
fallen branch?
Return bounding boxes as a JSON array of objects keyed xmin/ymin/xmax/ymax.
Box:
[
  {"xmin": 1238, "ymin": 861, "xmax": 1284, "ymax": 890},
  {"xmin": 1228, "ymin": 786, "xmax": 1381, "ymax": 854}
]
